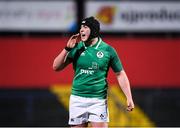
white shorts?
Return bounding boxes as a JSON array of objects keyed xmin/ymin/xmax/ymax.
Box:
[{"xmin": 68, "ymin": 95, "xmax": 109, "ymax": 125}]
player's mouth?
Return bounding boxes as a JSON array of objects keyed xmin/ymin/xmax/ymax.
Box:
[
  {"xmin": 82, "ymin": 33, "xmax": 86, "ymax": 37},
  {"xmin": 81, "ymin": 33, "xmax": 87, "ymax": 41}
]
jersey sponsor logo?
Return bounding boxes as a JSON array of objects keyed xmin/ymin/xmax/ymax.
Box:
[
  {"xmin": 80, "ymin": 69, "xmax": 94, "ymax": 75},
  {"xmin": 97, "ymin": 51, "xmax": 104, "ymax": 58}
]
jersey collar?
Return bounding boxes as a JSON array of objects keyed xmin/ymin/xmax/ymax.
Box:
[{"xmin": 83, "ymin": 37, "xmax": 102, "ymax": 49}]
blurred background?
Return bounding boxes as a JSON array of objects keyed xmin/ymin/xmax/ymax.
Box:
[{"xmin": 0, "ymin": 0, "xmax": 180, "ymax": 127}]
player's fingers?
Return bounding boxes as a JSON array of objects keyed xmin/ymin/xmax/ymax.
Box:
[
  {"xmin": 71, "ymin": 34, "xmax": 80, "ymax": 44},
  {"xmin": 126, "ymin": 101, "xmax": 134, "ymax": 111},
  {"xmin": 71, "ymin": 33, "xmax": 80, "ymax": 39},
  {"xmin": 127, "ymin": 100, "xmax": 134, "ymax": 108},
  {"xmin": 126, "ymin": 106, "xmax": 133, "ymax": 111},
  {"xmin": 73, "ymin": 33, "xmax": 81, "ymax": 42},
  {"xmin": 67, "ymin": 33, "xmax": 78, "ymax": 44},
  {"xmin": 76, "ymin": 33, "xmax": 81, "ymax": 41}
]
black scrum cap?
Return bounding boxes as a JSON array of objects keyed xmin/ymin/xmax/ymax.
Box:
[{"xmin": 81, "ymin": 16, "xmax": 100, "ymax": 40}]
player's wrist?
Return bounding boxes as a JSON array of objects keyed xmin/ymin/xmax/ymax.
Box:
[{"xmin": 64, "ymin": 46, "xmax": 72, "ymax": 52}]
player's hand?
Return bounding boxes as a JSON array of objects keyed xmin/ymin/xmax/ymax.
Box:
[
  {"xmin": 126, "ymin": 99, "xmax": 134, "ymax": 112},
  {"xmin": 67, "ymin": 33, "xmax": 80, "ymax": 48}
]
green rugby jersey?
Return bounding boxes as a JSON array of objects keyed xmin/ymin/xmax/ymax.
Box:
[{"xmin": 67, "ymin": 38, "xmax": 123, "ymax": 99}]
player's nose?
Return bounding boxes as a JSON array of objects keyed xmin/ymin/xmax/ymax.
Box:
[{"xmin": 80, "ymin": 29, "xmax": 84, "ymax": 34}]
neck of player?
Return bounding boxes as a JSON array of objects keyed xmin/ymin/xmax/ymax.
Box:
[{"xmin": 85, "ymin": 37, "xmax": 98, "ymax": 47}]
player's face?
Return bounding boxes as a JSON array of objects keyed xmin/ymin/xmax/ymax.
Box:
[{"xmin": 80, "ymin": 25, "xmax": 91, "ymax": 42}]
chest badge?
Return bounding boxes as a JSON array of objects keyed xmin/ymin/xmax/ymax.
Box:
[{"xmin": 97, "ymin": 51, "xmax": 104, "ymax": 58}]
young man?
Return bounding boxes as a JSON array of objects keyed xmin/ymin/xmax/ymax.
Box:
[{"xmin": 53, "ymin": 16, "xmax": 134, "ymax": 127}]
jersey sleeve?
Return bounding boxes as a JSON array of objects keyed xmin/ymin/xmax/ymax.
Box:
[
  {"xmin": 109, "ymin": 46, "xmax": 123, "ymax": 72},
  {"xmin": 67, "ymin": 42, "xmax": 85, "ymax": 60},
  {"xmin": 67, "ymin": 43, "xmax": 80, "ymax": 59},
  {"xmin": 67, "ymin": 48, "xmax": 75, "ymax": 59}
]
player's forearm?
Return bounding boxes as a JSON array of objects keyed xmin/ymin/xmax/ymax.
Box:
[
  {"xmin": 53, "ymin": 49, "xmax": 69, "ymax": 71},
  {"xmin": 116, "ymin": 70, "xmax": 133, "ymax": 100}
]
